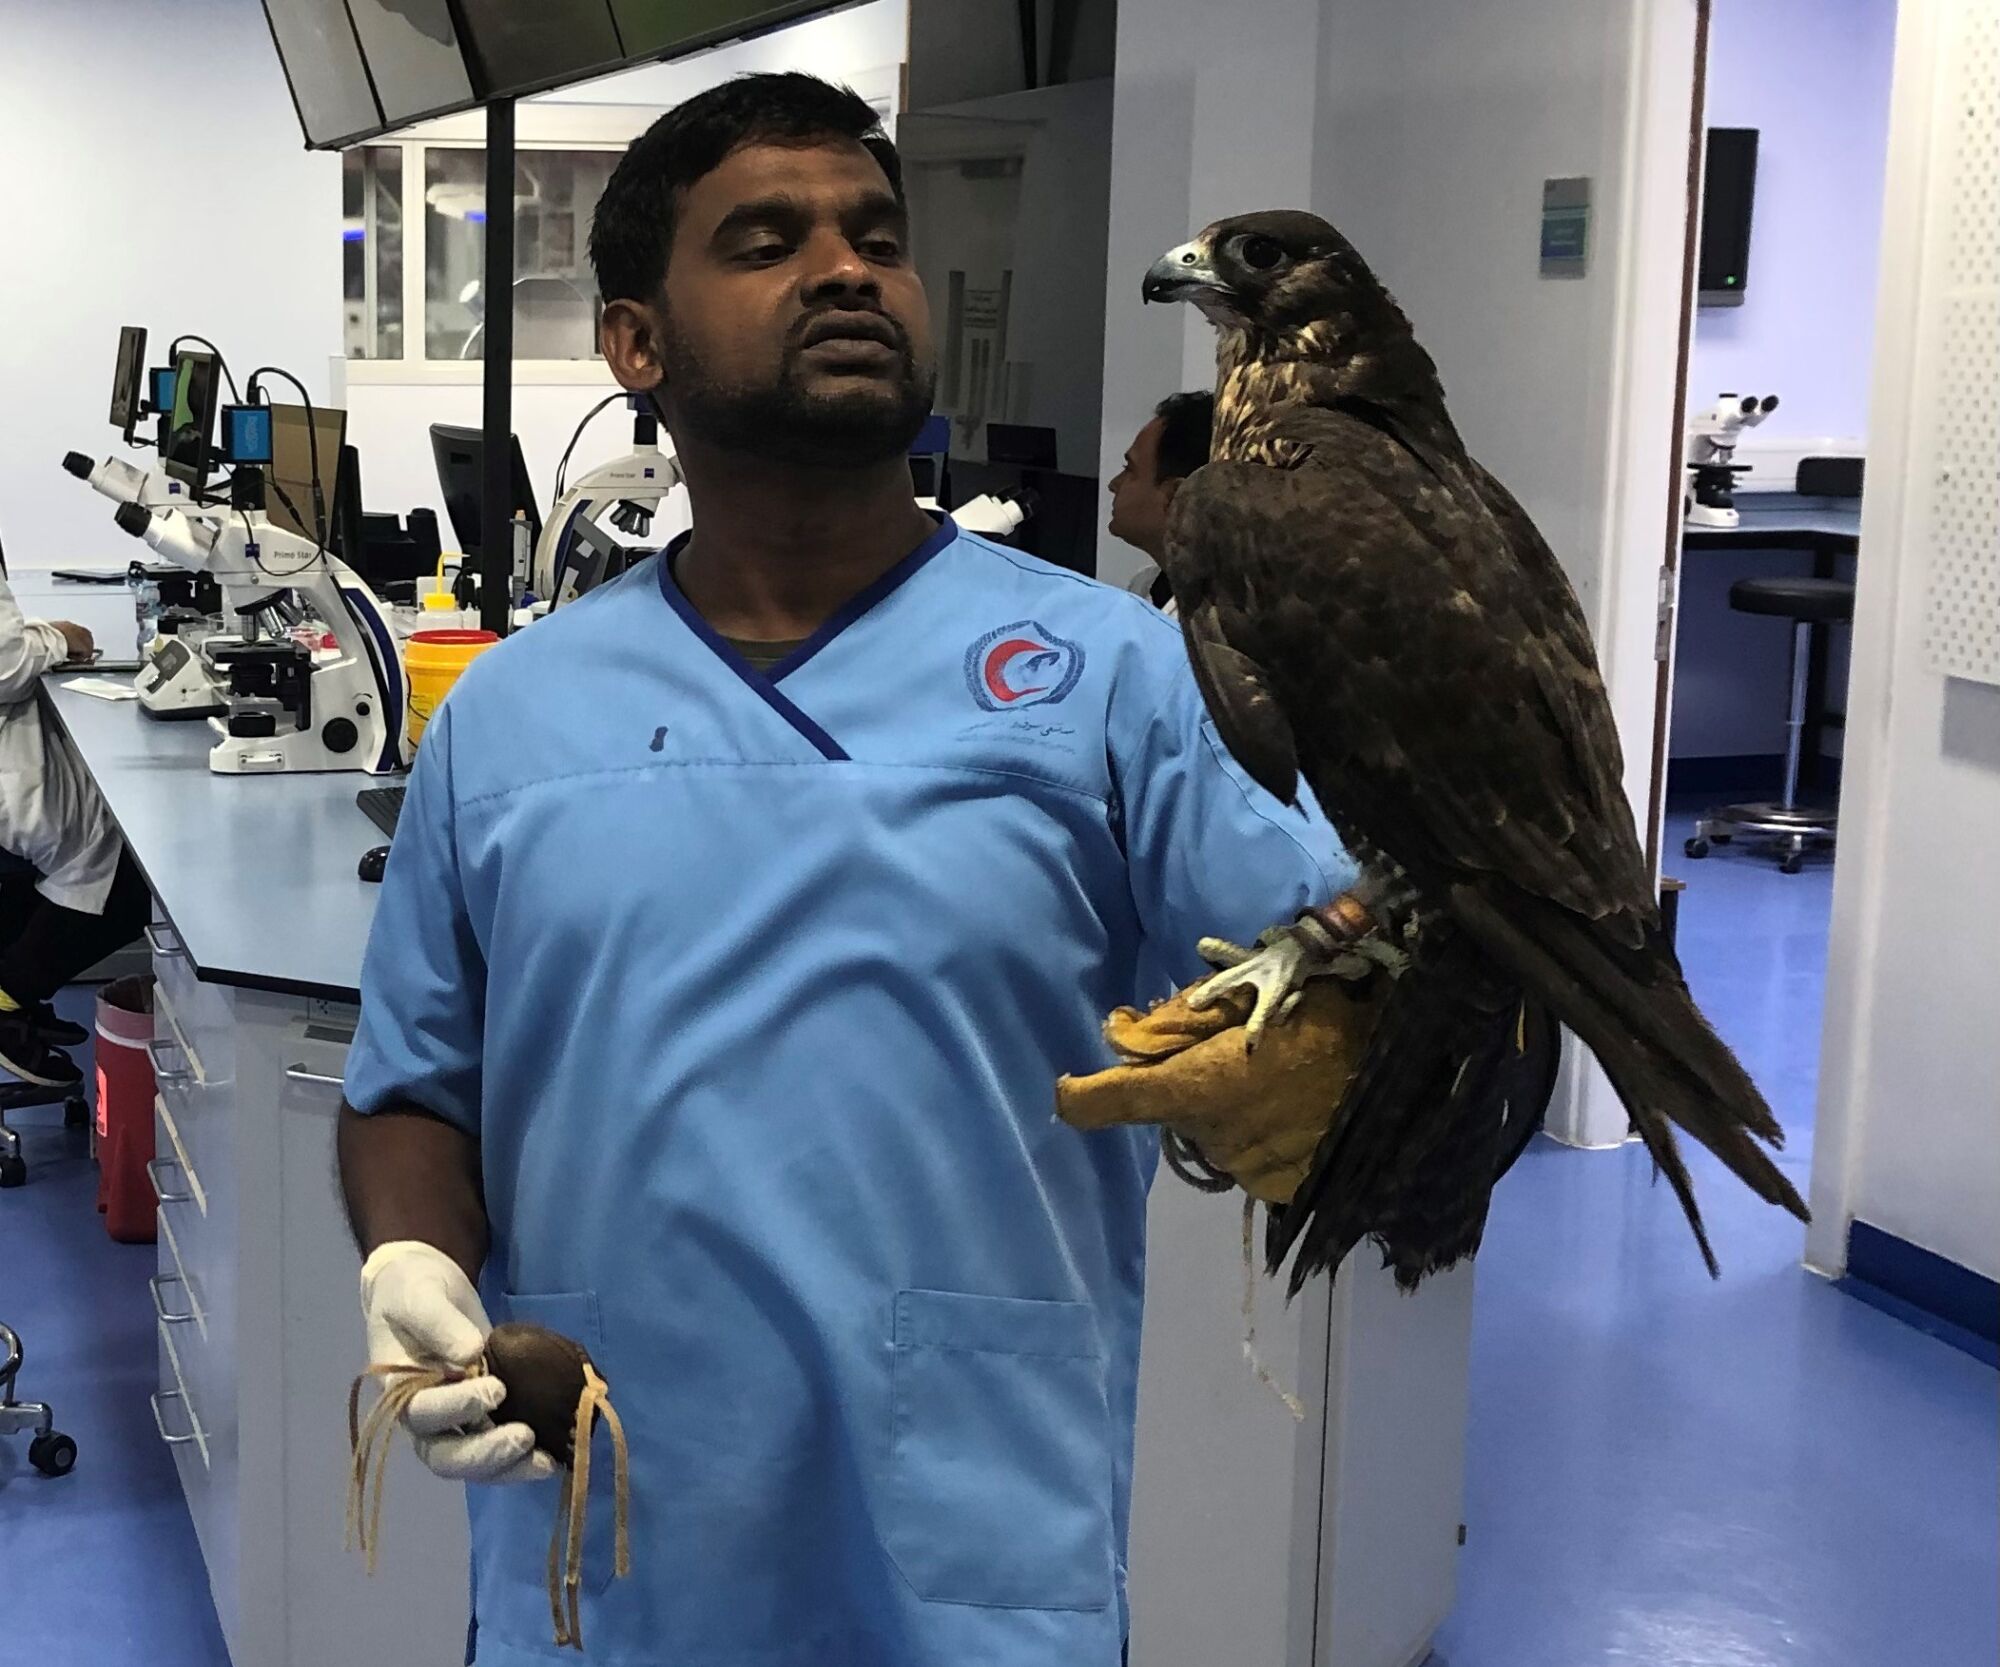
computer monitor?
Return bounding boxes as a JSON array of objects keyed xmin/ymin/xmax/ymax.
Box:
[
  {"xmin": 262, "ymin": 403, "xmax": 348, "ymax": 548},
  {"xmin": 109, "ymin": 326, "xmax": 147, "ymax": 444},
  {"xmin": 429, "ymin": 424, "xmax": 541, "ymax": 559},
  {"xmin": 161, "ymin": 351, "xmax": 222, "ymax": 493}
]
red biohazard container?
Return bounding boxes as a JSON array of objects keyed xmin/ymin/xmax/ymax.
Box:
[{"xmin": 94, "ymin": 975, "xmax": 157, "ymax": 1244}]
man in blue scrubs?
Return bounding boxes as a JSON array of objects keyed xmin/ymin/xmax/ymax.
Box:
[{"xmin": 339, "ymin": 73, "xmax": 1350, "ymax": 1667}]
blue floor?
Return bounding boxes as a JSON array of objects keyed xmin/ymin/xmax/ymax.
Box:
[
  {"xmin": 1, "ymin": 821, "xmax": 1992, "ymax": 1667},
  {"xmin": 1432, "ymin": 814, "xmax": 1998, "ymax": 1667},
  {"xmin": 0, "ymin": 985, "xmax": 230, "ymax": 1666}
]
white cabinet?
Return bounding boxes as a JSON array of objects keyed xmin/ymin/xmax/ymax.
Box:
[
  {"xmin": 1126, "ymin": 1181, "xmax": 1474, "ymax": 1667},
  {"xmin": 147, "ymin": 940, "xmax": 470, "ymax": 1667}
]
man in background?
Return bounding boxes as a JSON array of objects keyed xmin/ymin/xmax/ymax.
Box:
[{"xmin": 1106, "ymin": 390, "xmax": 1214, "ymax": 611}]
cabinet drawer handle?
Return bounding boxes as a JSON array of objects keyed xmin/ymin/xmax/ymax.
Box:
[
  {"xmin": 283, "ymin": 1062, "xmax": 347, "ymax": 1091},
  {"xmin": 143, "ymin": 922, "xmax": 183, "ymax": 959},
  {"xmin": 150, "ymin": 1272, "xmax": 197, "ymax": 1326},
  {"xmin": 147, "ymin": 1156, "xmax": 194, "ymax": 1206},
  {"xmin": 151, "ymin": 987, "xmax": 209, "ymax": 1084},
  {"xmin": 150, "ymin": 1388, "xmax": 202, "ymax": 1447},
  {"xmin": 145, "ymin": 1036, "xmax": 192, "ymax": 1083}
]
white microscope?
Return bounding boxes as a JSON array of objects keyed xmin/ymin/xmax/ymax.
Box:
[
  {"xmin": 531, "ymin": 400, "xmax": 1038, "ymax": 613},
  {"xmin": 72, "ymin": 456, "xmax": 406, "ymax": 776},
  {"xmin": 1685, "ymin": 392, "xmax": 1779, "ymax": 530},
  {"xmin": 533, "ymin": 402, "xmax": 684, "ymax": 608}
]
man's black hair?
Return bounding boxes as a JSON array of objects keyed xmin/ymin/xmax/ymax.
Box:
[
  {"xmin": 1153, "ymin": 391, "xmax": 1215, "ymax": 482},
  {"xmin": 588, "ymin": 72, "xmax": 903, "ymax": 304}
]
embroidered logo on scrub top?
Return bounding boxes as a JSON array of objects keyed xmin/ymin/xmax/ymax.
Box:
[{"xmin": 963, "ymin": 620, "xmax": 1085, "ymax": 711}]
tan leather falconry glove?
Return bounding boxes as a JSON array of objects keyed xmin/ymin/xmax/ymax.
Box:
[{"xmin": 1056, "ymin": 972, "xmax": 1383, "ymax": 1204}]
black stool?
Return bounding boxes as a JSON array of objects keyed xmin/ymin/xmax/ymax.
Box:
[{"xmin": 1687, "ymin": 576, "xmax": 1854, "ymax": 874}]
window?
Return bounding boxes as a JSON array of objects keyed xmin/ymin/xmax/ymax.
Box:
[
  {"xmin": 422, "ymin": 148, "xmax": 618, "ymax": 361},
  {"xmin": 336, "ymin": 85, "xmax": 894, "ymax": 385},
  {"xmin": 342, "ymin": 147, "xmax": 405, "ymax": 360}
]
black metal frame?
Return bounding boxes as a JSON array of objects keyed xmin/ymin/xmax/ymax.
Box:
[{"xmin": 480, "ymin": 98, "xmax": 517, "ymax": 635}]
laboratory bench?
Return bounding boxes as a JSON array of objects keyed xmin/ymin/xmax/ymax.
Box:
[
  {"xmin": 34, "ymin": 583, "xmax": 1476, "ymax": 1667},
  {"xmin": 35, "ymin": 604, "xmax": 468, "ymax": 1667}
]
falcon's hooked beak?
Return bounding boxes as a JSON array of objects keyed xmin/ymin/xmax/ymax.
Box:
[{"xmin": 1143, "ymin": 241, "xmax": 1230, "ymax": 305}]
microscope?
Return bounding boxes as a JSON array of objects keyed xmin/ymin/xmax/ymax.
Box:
[
  {"xmin": 1685, "ymin": 393, "xmax": 1779, "ymax": 530},
  {"xmin": 67, "ymin": 350, "xmax": 405, "ymax": 775},
  {"xmin": 102, "ymin": 489, "xmax": 406, "ymax": 775},
  {"xmin": 532, "ymin": 401, "xmax": 684, "ymax": 609},
  {"xmin": 530, "ymin": 399, "xmax": 1039, "ymax": 614}
]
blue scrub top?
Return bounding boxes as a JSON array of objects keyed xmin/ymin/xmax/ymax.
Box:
[{"xmin": 346, "ymin": 519, "xmax": 1352, "ymax": 1667}]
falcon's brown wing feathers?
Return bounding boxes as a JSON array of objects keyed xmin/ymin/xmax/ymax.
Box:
[
  {"xmin": 1169, "ymin": 409, "xmax": 1651, "ymax": 930},
  {"xmin": 1166, "ymin": 408, "xmax": 1805, "ymax": 1288}
]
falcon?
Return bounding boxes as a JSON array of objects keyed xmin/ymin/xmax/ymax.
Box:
[{"xmin": 1141, "ymin": 210, "xmax": 1809, "ymax": 1292}]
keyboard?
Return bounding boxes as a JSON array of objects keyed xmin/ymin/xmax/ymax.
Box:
[{"xmin": 356, "ymin": 786, "xmax": 406, "ymax": 838}]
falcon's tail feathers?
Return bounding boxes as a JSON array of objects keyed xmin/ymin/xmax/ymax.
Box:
[
  {"xmin": 1266, "ymin": 932, "xmax": 1557, "ymax": 1295},
  {"xmin": 1446, "ymin": 883, "xmax": 1810, "ymax": 1276}
]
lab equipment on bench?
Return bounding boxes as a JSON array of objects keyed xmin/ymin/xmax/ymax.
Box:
[
  {"xmin": 403, "ymin": 627, "xmax": 498, "ymax": 750},
  {"xmin": 533, "ymin": 400, "xmax": 683, "ymax": 607},
  {"xmin": 127, "ymin": 563, "xmax": 229, "ymax": 716},
  {"xmin": 69, "ymin": 336, "xmax": 406, "ymax": 772},
  {"xmin": 108, "ymin": 494, "xmax": 406, "ymax": 774},
  {"xmin": 72, "ymin": 469, "xmax": 405, "ymax": 776},
  {"xmin": 1684, "ymin": 392, "xmax": 1779, "ymax": 530},
  {"xmin": 930, "ymin": 489, "xmax": 1037, "ymax": 540}
]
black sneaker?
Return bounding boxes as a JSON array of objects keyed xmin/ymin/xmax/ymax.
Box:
[
  {"xmin": 0, "ymin": 1012, "xmax": 83, "ymax": 1088},
  {"xmin": 31, "ymin": 1003, "xmax": 89, "ymax": 1048}
]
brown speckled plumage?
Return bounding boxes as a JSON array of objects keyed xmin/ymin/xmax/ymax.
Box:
[{"xmin": 1155, "ymin": 210, "xmax": 1809, "ymax": 1291}]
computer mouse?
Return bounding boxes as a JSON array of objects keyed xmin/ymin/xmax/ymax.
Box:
[{"xmin": 357, "ymin": 844, "xmax": 391, "ymax": 883}]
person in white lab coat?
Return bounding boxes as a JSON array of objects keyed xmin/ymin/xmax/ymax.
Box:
[
  {"xmin": 1105, "ymin": 390, "xmax": 1215, "ymax": 617},
  {"xmin": 0, "ymin": 573, "xmax": 149, "ymax": 1086}
]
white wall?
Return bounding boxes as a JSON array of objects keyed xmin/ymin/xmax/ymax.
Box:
[
  {"xmin": 1691, "ymin": 0, "xmax": 1899, "ymax": 447},
  {"xmin": 1097, "ymin": 0, "xmax": 1321, "ymax": 589},
  {"xmin": 1101, "ymin": 0, "xmax": 1694, "ymax": 1145},
  {"xmin": 0, "ymin": 0, "xmax": 341, "ymax": 567},
  {"xmin": 1809, "ymin": 0, "xmax": 2000, "ymax": 1284}
]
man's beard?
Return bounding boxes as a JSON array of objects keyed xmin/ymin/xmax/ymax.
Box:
[{"xmin": 659, "ymin": 311, "xmax": 937, "ymax": 468}]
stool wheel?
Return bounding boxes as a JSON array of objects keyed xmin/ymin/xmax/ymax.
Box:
[
  {"xmin": 0, "ymin": 1153, "xmax": 24, "ymax": 1189},
  {"xmin": 1780, "ymin": 851, "xmax": 1804, "ymax": 876},
  {"xmin": 64, "ymin": 1098, "xmax": 88, "ymax": 1130},
  {"xmin": 1684, "ymin": 837, "xmax": 1710, "ymax": 859},
  {"xmin": 29, "ymin": 1430, "xmax": 77, "ymax": 1478}
]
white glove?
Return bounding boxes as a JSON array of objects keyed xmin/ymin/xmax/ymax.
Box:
[{"xmin": 359, "ymin": 1241, "xmax": 557, "ymax": 1485}]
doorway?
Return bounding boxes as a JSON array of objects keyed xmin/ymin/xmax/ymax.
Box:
[{"xmin": 1648, "ymin": 0, "xmax": 1899, "ymax": 1171}]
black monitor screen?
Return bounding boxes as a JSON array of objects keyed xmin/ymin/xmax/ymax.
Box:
[
  {"xmin": 261, "ymin": 0, "xmax": 383, "ymax": 148},
  {"xmin": 609, "ymin": 0, "xmax": 832, "ymax": 60},
  {"xmin": 345, "ymin": 0, "xmax": 475, "ymax": 127},
  {"xmin": 163, "ymin": 352, "xmax": 221, "ymax": 492},
  {"xmin": 429, "ymin": 424, "xmax": 541, "ymax": 558},
  {"xmin": 109, "ymin": 326, "xmax": 147, "ymax": 442},
  {"xmin": 453, "ymin": 0, "xmax": 626, "ymax": 100},
  {"xmin": 1699, "ymin": 128, "xmax": 1760, "ymax": 301}
]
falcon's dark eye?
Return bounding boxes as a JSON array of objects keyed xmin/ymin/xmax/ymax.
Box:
[{"xmin": 1236, "ymin": 234, "xmax": 1287, "ymax": 272}]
